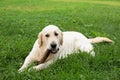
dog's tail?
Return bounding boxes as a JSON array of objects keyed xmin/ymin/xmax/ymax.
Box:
[{"xmin": 89, "ymin": 37, "xmax": 113, "ymax": 43}]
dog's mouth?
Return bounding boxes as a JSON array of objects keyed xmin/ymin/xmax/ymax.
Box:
[{"xmin": 49, "ymin": 48, "xmax": 59, "ymax": 54}]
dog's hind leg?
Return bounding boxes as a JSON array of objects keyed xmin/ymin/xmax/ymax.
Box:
[{"xmin": 76, "ymin": 40, "xmax": 95, "ymax": 56}]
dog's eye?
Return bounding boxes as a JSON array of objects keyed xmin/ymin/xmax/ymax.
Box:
[
  {"xmin": 55, "ymin": 32, "xmax": 58, "ymax": 36},
  {"xmin": 45, "ymin": 34, "xmax": 49, "ymax": 37}
]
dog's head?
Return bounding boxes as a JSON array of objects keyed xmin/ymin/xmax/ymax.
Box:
[{"xmin": 38, "ymin": 25, "xmax": 63, "ymax": 54}]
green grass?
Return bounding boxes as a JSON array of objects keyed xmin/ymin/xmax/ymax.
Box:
[{"xmin": 0, "ymin": 0, "xmax": 120, "ymax": 80}]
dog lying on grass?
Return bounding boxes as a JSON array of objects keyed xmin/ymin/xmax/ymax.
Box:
[{"xmin": 18, "ymin": 25, "xmax": 113, "ymax": 72}]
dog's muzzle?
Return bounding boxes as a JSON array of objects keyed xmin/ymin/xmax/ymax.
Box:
[
  {"xmin": 50, "ymin": 48, "xmax": 59, "ymax": 54},
  {"xmin": 49, "ymin": 42, "xmax": 59, "ymax": 54}
]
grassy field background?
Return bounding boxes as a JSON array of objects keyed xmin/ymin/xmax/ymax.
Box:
[{"xmin": 0, "ymin": 0, "xmax": 120, "ymax": 80}]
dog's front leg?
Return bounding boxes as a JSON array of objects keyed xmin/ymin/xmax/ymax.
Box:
[
  {"xmin": 18, "ymin": 55, "xmax": 35, "ymax": 72},
  {"xmin": 29, "ymin": 59, "xmax": 54, "ymax": 71}
]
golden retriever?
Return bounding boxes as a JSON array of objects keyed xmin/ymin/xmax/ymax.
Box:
[{"xmin": 18, "ymin": 25, "xmax": 113, "ymax": 72}]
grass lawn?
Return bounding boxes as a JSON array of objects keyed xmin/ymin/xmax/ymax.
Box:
[{"xmin": 0, "ymin": 0, "xmax": 120, "ymax": 80}]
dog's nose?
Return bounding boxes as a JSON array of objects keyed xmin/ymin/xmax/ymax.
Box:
[{"xmin": 51, "ymin": 43, "xmax": 57, "ymax": 48}]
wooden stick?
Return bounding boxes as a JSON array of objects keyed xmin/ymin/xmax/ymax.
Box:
[{"xmin": 39, "ymin": 50, "xmax": 51, "ymax": 64}]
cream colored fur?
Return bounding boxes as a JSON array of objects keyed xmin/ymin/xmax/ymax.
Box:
[{"xmin": 18, "ymin": 25, "xmax": 113, "ymax": 72}]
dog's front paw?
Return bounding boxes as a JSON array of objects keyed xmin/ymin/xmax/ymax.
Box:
[
  {"xmin": 28, "ymin": 66, "xmax": 38, "ymax": 72},
  {"xmin": 18, "ymin": 68, "xmax": 25, "ymax": 73}
]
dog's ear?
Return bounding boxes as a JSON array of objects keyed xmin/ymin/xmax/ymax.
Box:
[
  {"xmin": 60, "ymin": 32, "xmax": 63, "ymax": 45},
  {"xmin": 38, "ymin": 32, "xmax": 43, "ymax": 47}
]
